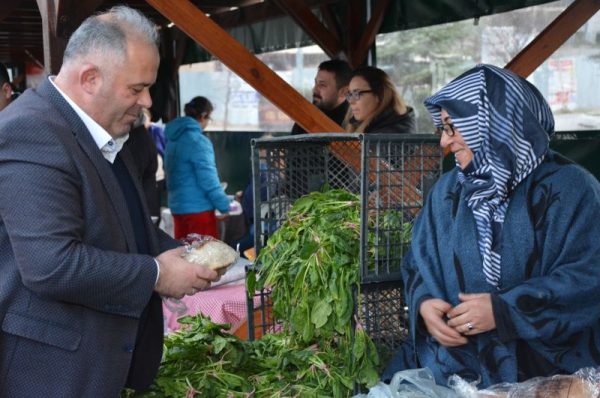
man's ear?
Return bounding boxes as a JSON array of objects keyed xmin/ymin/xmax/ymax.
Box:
[
  {"xmin": 79, "ymin": 64, "xmax": 101, "ymax": 95},
  {"xmin": 337, "ymin": 86, "xmax": 349, "ymax": 106},
  {"xmin": 338, "ymin": 86, "xmax": 349, "ymax": 101},
  {"xmin": 1, "ymin": 82, "xmax": 12, "ymax": 100}
]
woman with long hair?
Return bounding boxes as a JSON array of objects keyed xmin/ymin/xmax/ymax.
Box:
[{"xmin": 344, "ymin": 66, "xmax": 416, "ymax": 134}]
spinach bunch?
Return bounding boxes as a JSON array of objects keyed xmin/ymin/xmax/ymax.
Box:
[{"xmin": 251, "ymin": 189, "xmax": 380, "ymax": 391}]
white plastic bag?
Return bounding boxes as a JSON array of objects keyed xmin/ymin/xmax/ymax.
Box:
[{"xmin": 353, "ymin": 368, "xmax": 459, "ymax": 398}]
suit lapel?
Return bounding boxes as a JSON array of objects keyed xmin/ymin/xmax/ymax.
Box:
[{"xmin": 38, "ymin": 79, "xmax": 138, "ymax": 253}]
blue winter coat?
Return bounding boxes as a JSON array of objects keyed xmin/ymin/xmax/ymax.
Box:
[
  {"xmin": 164, "ymin": 117, "xmax": 229, "ymax": 214},
  {"xmin": 384, "ymin": 152, "xmax": 600, "ymax": 387}
]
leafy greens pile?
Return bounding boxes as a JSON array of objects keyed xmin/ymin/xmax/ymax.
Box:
[
  {"xmin": 123, "ymin": 314, "xmax": 376, "ymax": 397},
  {"xmin": 124, "ymin": 189, "xmax": 384, "ymax": 397},
  {"xmin": 250, "ymin": 189, "xmax": 380, "ymax": 392}
]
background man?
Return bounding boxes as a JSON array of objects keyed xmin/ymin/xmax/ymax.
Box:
[
  {"xmin": 291, "ymin": 59, "xmax": 352, "ymax": 134},
  {"xmin": 0, "ymin": 62, "xmax": 14, "ymax": 111},
  {"xmin": 0, "ymin": 6, "xmax": 218, "ymax": 396}
]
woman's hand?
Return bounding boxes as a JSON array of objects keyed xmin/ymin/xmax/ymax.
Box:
[
  {"xmin": 446, "ymin": 293, "xmax": 496, "ymax": 335},
  {"xmin": 419, "ymin": 298, "xmax": 468, "ymax": 347}
]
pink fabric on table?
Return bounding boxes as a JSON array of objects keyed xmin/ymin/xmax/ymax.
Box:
[{"xmin": 162, "ymin": 282, "xmax": 260, "ymax": 334}]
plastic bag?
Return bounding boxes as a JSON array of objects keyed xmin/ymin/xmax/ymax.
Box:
[
  {"xmin": 448, "ymin": 367, "xmax": 600, "ymax": 398},
  {"xmin": 181, "ymin": 233, "xmax": 239, "ymax": 271},
  {"xmin": 353, "ymin": 368, "xmax": 459, "ymax": 398}
]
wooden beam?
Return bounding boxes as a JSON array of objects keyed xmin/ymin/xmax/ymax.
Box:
[
  {"xmin": 146, "ymin": 0, "xmax": 343, "ymax": 133},
  {"xmin": 271, "ymin": 0, "xmax": 343, "ymax": 59},
  {"xmin": 351, "ymin": 0, "xmax": 390, "ymax": 67},
  {"xmin": 505, "ymin": 0, "xmax": 600, "ymax": 77}
]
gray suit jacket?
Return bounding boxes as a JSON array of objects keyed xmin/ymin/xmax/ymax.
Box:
[{"xmin": 0, "ymin": 79, "xmax": 179, "ymax": 397}]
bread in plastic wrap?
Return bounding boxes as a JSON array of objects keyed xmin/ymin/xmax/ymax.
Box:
[
  {"xmin": 353, "ymin": 367, "xmax": 600, "ymax": 398},
  {"xmin": 181, "ymin": 233, "xmax": 239, "ymax": 271},
  {"xmin": 449, "ymin": 367, "xmax": 600, "ymax": 398}
]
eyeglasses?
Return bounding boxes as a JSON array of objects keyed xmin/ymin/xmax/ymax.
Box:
[
  {"xmin": 434, "ymin": 123, "xmax": 456, "ymax": 137},
  {"xmin": 346, "ymin": 90, "xmax": 373, "ymax": 102}
]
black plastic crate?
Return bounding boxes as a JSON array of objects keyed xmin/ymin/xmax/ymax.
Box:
[
  {"xmin": 357, "ymin": 281, "xmax": 409, "ymax": 360},
  {"xmin": 246, "ymin": 133, "xmax": 441, "ymax": 353}
]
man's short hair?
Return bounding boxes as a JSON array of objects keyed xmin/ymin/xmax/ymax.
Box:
[
  {"xmin": 0, "ymin": 63, "xmax": 10, "ymax": 86},
  {"xmin": 318, "ymin": 59, "xmax": 352, "ymax": 89},
  {"xmin": 63, "ymin": 5, "xmax": 159, "ymax": 66}
]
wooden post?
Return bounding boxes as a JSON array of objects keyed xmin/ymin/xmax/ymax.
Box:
[
  {"xmin": 351, "ymin": 0, "xmax": 391, "ymax": 67},
  {"xmin": 346, "ymin": 0, "xmax": 364, "ymax": 68},
  {"xmin": 36, "ymin": 0, "xmax": 62, "ymax": 75}
]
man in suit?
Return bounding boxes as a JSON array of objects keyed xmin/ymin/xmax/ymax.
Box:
[
  {"xmin": 0, "ymin": 6, "xmax": 218, "ymax": 396},
  {"xmin": 291, "ymin": 59, "xmax": 352, "ymax": 134}
]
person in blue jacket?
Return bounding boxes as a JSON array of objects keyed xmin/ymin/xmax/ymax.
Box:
[{"xmin": 164, "ymin": 96, "xmax": 229, "ymax": 239}]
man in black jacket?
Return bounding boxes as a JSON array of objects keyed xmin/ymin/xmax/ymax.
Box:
[{"xmin": 291, "ymin": 59, "xmax": 352, "ymax": 134}]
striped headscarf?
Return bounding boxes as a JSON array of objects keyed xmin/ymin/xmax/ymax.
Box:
[{"xmin": 424, "ymin": 64, "xmax": 555, "ymax": 287}]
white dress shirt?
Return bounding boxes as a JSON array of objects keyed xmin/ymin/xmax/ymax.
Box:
[{"xmin": 49, "ymin": 76, "xmax": 128, "ymax": 163}]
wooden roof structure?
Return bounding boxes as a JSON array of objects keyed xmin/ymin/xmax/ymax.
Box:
[{"xmin": 0, "ymin": 0, "xmax": 599, "ymax": 131}]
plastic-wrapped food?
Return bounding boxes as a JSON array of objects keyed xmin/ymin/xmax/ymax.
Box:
[
  {"xmin": 352, "ymin": 368, "xmax": 459, "ymax": 398},
  {"xmin": 354, "ymin": 367, "xmax": 600, "ymax": 398},
  {"xmin": 181, "ymin": 233, "xmax": 239, "ymax": 270},
  {"xmin": 449, "ymin": 367, "xmax": 600, "ymax": 398}
]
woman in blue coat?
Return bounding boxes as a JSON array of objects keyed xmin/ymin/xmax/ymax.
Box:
[
  {"xmin": 384, "ymin": 64, "xmax": 600, "ymax": 388},
  {"xmin": 164, "ymin": 96, "xmax": 229, "ymax": 239}
]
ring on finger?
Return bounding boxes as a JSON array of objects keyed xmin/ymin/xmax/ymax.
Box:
[{"xmin": 466, "ymin": 322, "xmax": 474, "ymax": 331}]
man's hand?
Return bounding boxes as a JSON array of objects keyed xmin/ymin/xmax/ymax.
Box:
[
  {"xmin": 446, "ymin": 293, "xmax": 496, "ymax": 336},
  {"xmin": 154, "ymin": 247, "xmax": 219, "ymax": 299},
  {"xmin": 419, "ymin": 298, "xmax": 468, "ymax": 347}
]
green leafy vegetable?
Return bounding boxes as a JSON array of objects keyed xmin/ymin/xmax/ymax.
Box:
[{"xmin": 124, "ymin": 189, "xmax": 405, "ymax": 397}]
